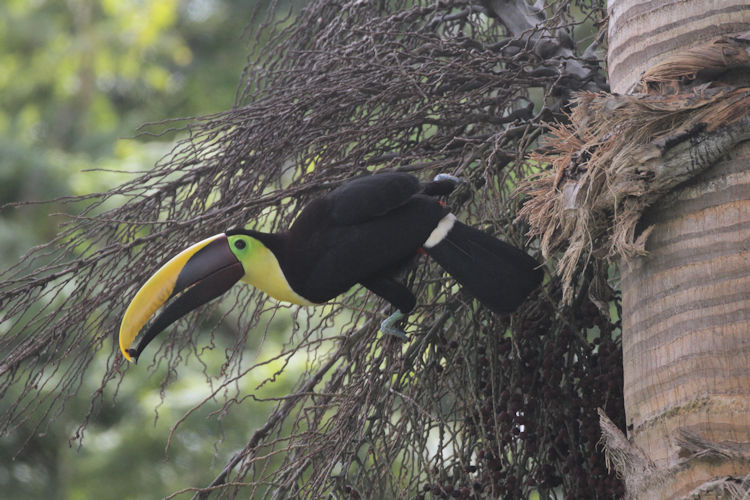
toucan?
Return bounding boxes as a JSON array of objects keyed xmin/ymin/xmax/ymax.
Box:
[{"xmin": 118, "ymin": 172, "xmax": 542, "ymax": 362}]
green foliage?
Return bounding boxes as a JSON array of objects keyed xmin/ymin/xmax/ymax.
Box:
[
  {"xmin": 0, "ymin": 1, "xmax": 299, "ymax": 498},
  {"xmin": 1, "ymin": 1, "xmax": 621, "ymax": 498}
]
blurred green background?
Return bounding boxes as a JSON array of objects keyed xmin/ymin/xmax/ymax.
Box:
[{"xmin": 0, "ymin": 1, "xmax": 301, "ymax": 498}]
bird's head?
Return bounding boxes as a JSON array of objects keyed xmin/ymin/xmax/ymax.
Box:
[{"xmin": 118, "ymin": 230, "xmax": 266, "ymax": 363}]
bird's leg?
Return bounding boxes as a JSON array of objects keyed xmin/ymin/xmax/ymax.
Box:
[
  {"xmin": 423, "ymin": 174, "xmax": 466, "ymax": 196},
  {"xmin": 433, "ymin": 173, "xmax": 464, "ymax": 184},
  {"xmin": 380, "ymin": 310, "xmax": 408, "ymax": 340},
  {"xmin": 359, "ymin": 276, "xmax": 415, "ymax": 340}
]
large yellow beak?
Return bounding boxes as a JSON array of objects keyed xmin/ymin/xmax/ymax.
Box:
[{"xmin": 119, "ymin": 234, "xmax": 244, "ymax": 362}]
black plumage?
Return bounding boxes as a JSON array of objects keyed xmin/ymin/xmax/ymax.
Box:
[
  {"xmin": 121, "ymin": 172, "xmax": 544, "ymax": 361},
  {"xmin": 228, "ymin": 172, "xmax": 542, "ymax": 315}
]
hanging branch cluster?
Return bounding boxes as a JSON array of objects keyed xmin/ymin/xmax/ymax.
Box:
[
  {"xmin": 0, "ymin": 0, "xmax": 627, "ymax": 498},
  {"xmin": 519, "ymin": 34, "xmax": 750, "ymax": 302}
]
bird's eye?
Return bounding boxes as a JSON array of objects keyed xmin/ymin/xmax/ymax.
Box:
[{"xmin": 234, "ymin": 239, "xmax": 246, "ymax": 250}]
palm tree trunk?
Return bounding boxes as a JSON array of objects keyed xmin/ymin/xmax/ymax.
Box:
[{"xmin": 608, "ymin": 1, "xmax": 750, "ymax": 498}]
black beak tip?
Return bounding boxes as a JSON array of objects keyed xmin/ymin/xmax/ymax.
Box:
[
  {"xmin": 128, "ymin": 260, "xmax": 244, "ymax": 362},
  {"xmin": 126, "ymin": 348, "xmax": 140, "ymax": 364}
]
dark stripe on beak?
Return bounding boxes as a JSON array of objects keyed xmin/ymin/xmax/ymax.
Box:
[{"xmin": 127, "ymin": 236, "xmax": 244, "ymax": 362}]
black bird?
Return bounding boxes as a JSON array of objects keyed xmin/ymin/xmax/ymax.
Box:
[{"xmin": 119, "ymin": 172, "xmax": 542, "ymax": 362}]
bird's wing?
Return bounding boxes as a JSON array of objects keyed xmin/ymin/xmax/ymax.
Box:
[
  {"xmin": 286, "ymin": 195, "xmax": 446, "ymax": 303},
  {"xmin": 325, "ymin": 172, "xmax": 421, "ymax": 225}
]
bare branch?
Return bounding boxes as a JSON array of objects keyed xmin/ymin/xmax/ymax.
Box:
[{"xmin": 1, "ymin": 1, "xmax": 623, "ymax": 498}]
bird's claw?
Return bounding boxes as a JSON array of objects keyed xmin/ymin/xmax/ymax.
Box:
[
  {"xmin": 433, "ymin": 173, "xmax": 465, "ymax": 184},
  {"xmin": 380, "ymin": 310, "xmax": 408, "ymax": 340}
]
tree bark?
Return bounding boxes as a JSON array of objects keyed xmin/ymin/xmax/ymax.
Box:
[
  {"xmin": 608, "ymin": 0, "xmax": 750, "ymax": 95},
  {"xmin": 608, "ymin": 0, "xmax": 750, "ymax": 498}
]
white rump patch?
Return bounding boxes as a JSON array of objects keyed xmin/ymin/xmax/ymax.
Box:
[{"xmin": 423, "ymin": 213, "xmax": 456, "ymax": 248}]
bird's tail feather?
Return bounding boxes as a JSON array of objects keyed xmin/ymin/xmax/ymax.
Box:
[{"xmin": 425, "ymin": 220, "xmax": 542, "ymax": 314}]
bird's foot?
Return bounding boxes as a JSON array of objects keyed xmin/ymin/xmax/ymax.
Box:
[
  {"xmin": 380, "ymin": 310, "xmax": 408, "ymax": 340},
  {"xmin": 433, "ymin": 173, "xmax": 465, "ymax": 184}
]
